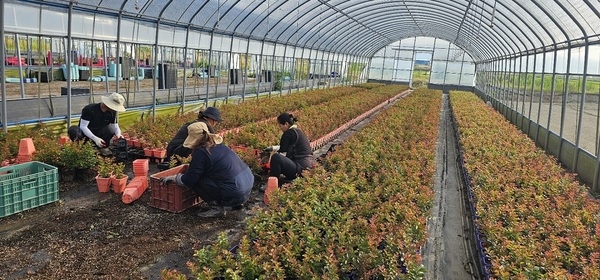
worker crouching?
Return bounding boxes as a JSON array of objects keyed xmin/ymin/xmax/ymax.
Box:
[{"xmin": 161, "ymin": 122, "xmax": 254, "ymax": 218}]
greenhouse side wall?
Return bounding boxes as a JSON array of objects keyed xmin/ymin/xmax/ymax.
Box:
[{"xmin": 475, "ymin": 89, "xmax": 597, "ymax": 190}]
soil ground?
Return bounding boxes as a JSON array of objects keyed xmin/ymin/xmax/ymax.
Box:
[{"xmin": 0, "ymin": 156, "xmax": 267, "ymax": 280}]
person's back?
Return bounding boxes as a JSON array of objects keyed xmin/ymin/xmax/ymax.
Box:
[
  {"xmin": 187, "ymin": 144, "xmax": 248, "ymax": 184},
  {"xmin": 161, "ymin": 121, "xmax": 251, "ymax": 217},
  {"xmin": 182, "ymin": 144, "xmax": 252, "ymax": 207},
  {"xmin": 282, "ymin": 127, "xmax": 313, "ymax": 165},
  {"xmin": 166, "ymin": 121, "xmax": 197, "ymax": 159}
]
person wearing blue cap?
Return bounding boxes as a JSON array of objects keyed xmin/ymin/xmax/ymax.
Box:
[{"xmin": 166, "ymin": 107, "xmax": 223, "ymax": 162}]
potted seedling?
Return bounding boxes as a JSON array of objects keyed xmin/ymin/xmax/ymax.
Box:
[
  {"xmin": 96, "ymin": 156, "xmax": 113, "ymax": 193},
  {"xmin": 110, "ymin": 161, "xmax": 128, "ymax": 193}
]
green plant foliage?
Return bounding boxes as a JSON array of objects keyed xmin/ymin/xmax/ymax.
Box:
[
  {"xmin": 451, "ymin": 91, "xmax": 600, "ymax": 278},
  {"xmin": 57, "ymin": 141, "xmax": 99, "ymax": 171},
  {"xmin": 167, "ymin": 87, "xmax": 438, "ymax": 279},
  {"xmin": 97, "ymin": 156, "xmax": 114, "ymax": 178},
  {"xmin": 112, "ymin": 161, "xmax": 126, "ymax": 178}
]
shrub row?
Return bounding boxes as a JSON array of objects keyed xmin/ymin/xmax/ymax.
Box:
[
  {"xmin": 450, "ymin": 91, "xmax": 600, "ymax": 279},
  {"xmin": 165, "ymin": 88, "xmax": 442, "ymax": 279}
]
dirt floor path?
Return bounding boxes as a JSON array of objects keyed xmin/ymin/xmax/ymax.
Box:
[
  {"xmin": 422, "ymin": 92, "xmax": 482, "ymax": 279},
  {"xmin": 0, "ymin": 161, "xmax": 264, "ymax": 279}
]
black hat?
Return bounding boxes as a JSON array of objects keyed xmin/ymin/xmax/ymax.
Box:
[{"xmin": 200, "ymin": 107, "xmax": 223, "ymax": 122}]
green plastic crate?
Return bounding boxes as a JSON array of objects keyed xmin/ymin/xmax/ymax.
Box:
[{"xmin": 0, "ymin": 161, "xmax": 59, "ymax": 218}]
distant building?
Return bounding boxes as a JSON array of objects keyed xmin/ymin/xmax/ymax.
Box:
[{"xmin": 415, "ymin": 59, "xmax": 430, "ymax": 66}]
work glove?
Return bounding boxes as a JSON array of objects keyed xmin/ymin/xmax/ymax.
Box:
[
  {"xmin": 160, "ymin": 174, "xmax": 179, "ymax": 185},
  {"xmin": 264, "ymin": 145, "xmax": 280, "ymax": 152},
  {"xmin": 92, "ymin": 136, "xmax": 106, "ymax": 148}
]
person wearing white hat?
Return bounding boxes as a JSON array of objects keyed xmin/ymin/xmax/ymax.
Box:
[
  {"xmin": 161, "ymin": 122, "xmax": 254, "ymax": 218},
  {"xmin": 68, "ymin": 92, "xmax": 126, "ymax": 156}
]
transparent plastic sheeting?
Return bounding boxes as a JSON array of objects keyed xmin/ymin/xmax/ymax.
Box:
[{"xmin": 5, "ymin": 0, "xmax": 599, "ymax": 62}]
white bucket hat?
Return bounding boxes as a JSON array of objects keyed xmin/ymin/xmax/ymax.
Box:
[
  {"xmin": 101, "ymin": 92, "xmax": 126, "ymax": 112},
  {"xmin": 183, "ymin": 122, "xmax": 223, "ymax": 148}
]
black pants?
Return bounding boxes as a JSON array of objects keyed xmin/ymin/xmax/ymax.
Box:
[
  {"xmin": 269, "ymin": 153, "xmax": 299, "ymax": 180},
  {"xmin": 68, "ymin": 125, "xmax": 114, "ymax": 146}
]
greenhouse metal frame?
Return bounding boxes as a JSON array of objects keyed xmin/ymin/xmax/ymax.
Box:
[{"xmin": 1, "ymin": 0, "xmax": 600, "ymax": 190}]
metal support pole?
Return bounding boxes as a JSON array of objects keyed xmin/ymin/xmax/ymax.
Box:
[
  {"xmin": 442, "ymin": 42, "xmax": 451, "ymax": 90},
  {"xmin": 1, "ymin": 0, "xmax": 8, "ymax": 132},
  {"xmin": 182, "ymin": 26, "xmax": 190, "ymax": 112},
  {"xmin": 207, "ymin": 32, "xmax": 215, "ymax": 106},
  {"xmin": 115, "ymin": 12, "xmax": 122, "ymax": 93},
  {"xmin": 558, "ymin": 44, "xmax": 572, "ymax": 161},
  {"xmin": 528, "ymin": 54, "xmax": 537, "ymax": 120},
  {"xmin": 15, "ymin": 34, "xmax": 25, "ymax": 98},
  {"xmin": 242, "ymin": 39, "xmax": 250, "ymax": 102},
  {"xmin": 257, "ymin": 39, "xmax": 265, "ymax": 99},
  {"xmin": 103, "ymin": 41, "xmax": 109, "ymax": 92},
  {"xmin": 153, "ymin": 20, "xmax": 160, "ymax": 122},
  {"xmin": 545, "ymin": 49, "xmax": 558, "ymax": 156},
  {"xmin": 226, "ymin": 34, "xmax": 234, "ymax": 102},
  {"xmin": 66, "ymin": 2, "xmax": 73, "ymax": 127},
  {"xmin": 515, "ymin": 57, "xmax": 523, "ymax": 114},
  {"xmin": 535, "ymin": 52, "xmax": 547, "ymax": 145},
  {"xmin": 574, "ymin": 43, "xmax": 589, "ymax": 175}
]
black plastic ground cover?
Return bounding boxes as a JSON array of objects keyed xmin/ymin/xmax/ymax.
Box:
[{"xmin": 447, "ymin": 96, "xmax": 492, "ymax": 279}]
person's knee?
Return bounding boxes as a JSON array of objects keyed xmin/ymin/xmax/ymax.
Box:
[
  {"xmin": 67, "ymin": 125, "xmax": 83, "ymax": 141},
  {"xmin": 270, "ymin": 153, "xmax": 284, "ymax": 164}
]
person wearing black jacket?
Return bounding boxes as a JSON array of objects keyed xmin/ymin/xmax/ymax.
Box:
[
  {"xmin": 264, "ymin": 112, "xmax": 314, "ymax": 187},
  {"xmin": 166, "ymin": 107, "xmax": 223, "ymax": 162}
]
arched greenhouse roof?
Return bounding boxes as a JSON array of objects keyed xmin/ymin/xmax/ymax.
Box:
[
  {"xmin": 30, "ymin": 0, "xmax": 600, "ymax": 61},
  {"xmin": 13, "ymin": 0, "xmax": 600, "ymax": 62}
]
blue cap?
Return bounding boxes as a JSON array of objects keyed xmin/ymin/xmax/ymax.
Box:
[{"xmin": 200, "ymin": 107, "xmax": 223, "ymax": 122}]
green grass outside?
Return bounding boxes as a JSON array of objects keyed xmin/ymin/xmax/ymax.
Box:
[{"xmin": 492, "ymin": 73, "xmax": 600, "ymax": 94}]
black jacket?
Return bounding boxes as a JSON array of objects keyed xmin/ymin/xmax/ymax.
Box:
[{"xmin": 279, "ymin": 127, "xmax": 313, "ymax": 170}]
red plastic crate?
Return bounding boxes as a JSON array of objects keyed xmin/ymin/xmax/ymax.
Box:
[{"xmin": 149, "ymin": 164, "xmax": 202, "ymax": 213}]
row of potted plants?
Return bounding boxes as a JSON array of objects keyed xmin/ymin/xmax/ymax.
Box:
[
  {"xmin": 161, "ymin": 88, "xmax": 442, "ymax": 278},
  {"xmin": 124, "ymin": 83, "xmax": 402, "ymax": 168},
  {"xmin": 122, "ymin": 85, "xmax": 379, "ymax": 154},
  {"xmin": 450, "ymin": 91, "xmax": 600, "ymax": 278},
  {"xmin": 217, "ymin": 85, "xmax": 371, "ymax": 130},
  {"xmin": 0, "ymin": 84, "xmax": 389, "ymax": 183},
  {"xmin": 225, "ymin": 85, "xmax": 409, "ymax": 172}
]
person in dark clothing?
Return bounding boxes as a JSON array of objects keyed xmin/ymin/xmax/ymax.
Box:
[
  {"xmin": 67, "ymin": 92, "xmax": 126, "ymax": 156},
  {"xmin": 261, "ymin": 113, "xmax": 314, "ymax": 191},
  {"xmin": 166, "ymin": 107, "xmax": 223, "ymax": 162},
  {"xmin": 161, "ymin": 122, "xmax": 253, "ymax": 218}
]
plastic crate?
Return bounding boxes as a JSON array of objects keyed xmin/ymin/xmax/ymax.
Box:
[
  {"xmin": 0, "ymin": 161, "xmax": 59, "ymax": 218},
  {"xmin": 149, "ymin": 164, "xmax": 202, "ymax": 213}
]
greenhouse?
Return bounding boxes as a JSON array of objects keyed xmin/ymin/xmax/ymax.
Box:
[{"xmin": 1, "ymin": 0, "xmax": 599, "ymax": 279}]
